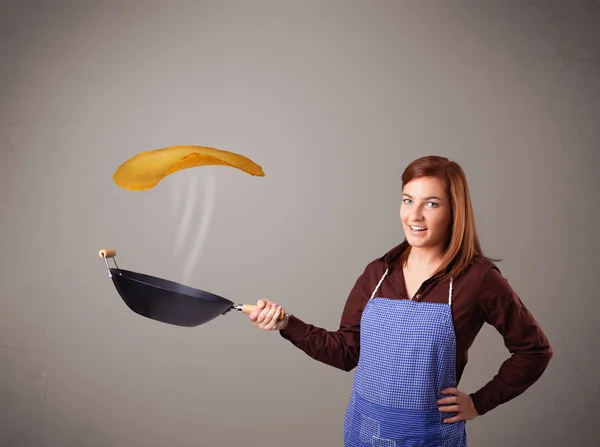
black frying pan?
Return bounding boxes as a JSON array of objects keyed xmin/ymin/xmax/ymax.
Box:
[{"xmin": 98, "ymin": 249, "xmax": 289, "ymax": 327}]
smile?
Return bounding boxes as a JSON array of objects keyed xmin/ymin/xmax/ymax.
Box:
[{"xmin": 409, "ymin": 225, "xmax": 427, "ymax": 232}]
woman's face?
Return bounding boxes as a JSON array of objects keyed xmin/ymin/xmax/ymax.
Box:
[{"xmin": 399, "ymin": 176, "xmax": 453, "ymax": 251}]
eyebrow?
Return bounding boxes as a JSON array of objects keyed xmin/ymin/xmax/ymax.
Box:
[{"xmin": 402, "ymin": 193, "xmax": 443, "ymax": 201}]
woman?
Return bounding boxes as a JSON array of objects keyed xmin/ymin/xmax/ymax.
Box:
[{"xmin": 249, "ymin": 155, "xmax": 553, "ymax": 446}]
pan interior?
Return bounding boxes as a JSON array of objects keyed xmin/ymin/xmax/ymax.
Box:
[
  {"xmin": 108, "ymin": 268, "xmax": 235, "ymax": 327},
  {"xmin": 113, "ymin": 269, "xmax": 232, "ymax": 303}
]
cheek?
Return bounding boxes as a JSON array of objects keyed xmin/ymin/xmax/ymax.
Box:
[
  {"xmin": 429, "ymin": 211, "xmax": 452, "ymax": 233},
  {"xmin": 399, "ymin": 207, "xmax": 408, "ymax": 221}
]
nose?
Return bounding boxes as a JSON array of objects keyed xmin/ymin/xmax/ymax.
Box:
[{"xmin": 410, "ymin": 206, "xmax": 424, "ymax": 221}]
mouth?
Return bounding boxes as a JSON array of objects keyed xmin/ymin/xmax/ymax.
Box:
[{"xmin": 408, "ymin": 225, "xmax": 427, "ymax": 233}]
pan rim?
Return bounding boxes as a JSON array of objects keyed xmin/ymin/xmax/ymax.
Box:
[{"xmin": 108, "ymin": 267, "xmax": 234, "ymax": 305}]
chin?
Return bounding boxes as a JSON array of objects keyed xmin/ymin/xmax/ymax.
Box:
[
  {"xmin": 407, "ymin": 239, "xmax": 427, "ymax": 248},
  {"xmin": 405, "ymin": 233, "xmax": 433, "ymax": 248}
]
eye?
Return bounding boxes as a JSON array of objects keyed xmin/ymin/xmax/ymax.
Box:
[
  {"xmin": 427, "ymin": 202, "xmax": 439, "ymax": 208},
  {"xmin": 403, "ymin": 199, "xmax": 412, "ymax": 205}
]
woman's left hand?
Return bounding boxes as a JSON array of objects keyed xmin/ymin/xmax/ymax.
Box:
[{"xmin": 437, "ymin": 388, "xmax": 479, "ymax": 423}]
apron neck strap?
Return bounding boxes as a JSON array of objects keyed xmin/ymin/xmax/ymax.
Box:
[
  {"xmin": 370, "ymin": 268, "xmax": 455, "ymax": 306},
  {"xmin": 370, "ymin": 269, "xmax": 389, "ymax": 299}
]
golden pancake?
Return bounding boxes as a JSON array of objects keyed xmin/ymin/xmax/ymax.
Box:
[{"xmin": 113, "ymin": 145, "xmax": 265, "ymax": 190}]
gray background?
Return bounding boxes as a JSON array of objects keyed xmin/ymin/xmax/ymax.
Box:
[{"xmin": 1, "ymin": 0, "xmax": 599, "ymax": 446}]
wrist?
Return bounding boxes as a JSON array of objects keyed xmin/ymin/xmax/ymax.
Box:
[
  {"xmin": 277, "ymin": 316, "xmax": 289, "ymax": 330},
  {"xmin": 469, "ymin": 393, "xmax": 485, "ymax": 417}
]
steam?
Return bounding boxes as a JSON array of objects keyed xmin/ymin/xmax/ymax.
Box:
[{"xmin": 170, "ymin": 168, "xmax": 217, "ymax": 285}]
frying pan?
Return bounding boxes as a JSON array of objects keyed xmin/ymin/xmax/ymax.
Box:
[{"xmin": 98, "ymin": 248, "xmax": 290, "ymax": 327}]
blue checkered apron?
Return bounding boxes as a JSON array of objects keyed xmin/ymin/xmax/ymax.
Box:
[{"xmin": 343, "ymin": 269, "xmax": 468, "ymax": 447}]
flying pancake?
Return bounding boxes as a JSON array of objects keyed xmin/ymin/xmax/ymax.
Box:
[{"xmin": 113, "ymin": 145, "xmax": 265, "ymax": 191}]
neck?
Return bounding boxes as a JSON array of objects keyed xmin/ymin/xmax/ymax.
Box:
[{"xmin": 405, "ymin": 245, "xmax": 445, "ymax": 270}]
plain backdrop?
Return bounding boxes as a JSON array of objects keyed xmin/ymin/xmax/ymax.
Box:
[{"xmin": 1, "ymin": 0, "xmax": 599, "ymax": 446}]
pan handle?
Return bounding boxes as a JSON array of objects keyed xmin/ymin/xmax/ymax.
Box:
[
  {"xmin": 98, "ymin": 249, "xmax": 117, "ymax": 258},
  {"xmin": 235, "ymin": 304, "xmax": 289, "ymax": 320},
  {"xmin": 98, "ymin": 248, "xmax": 119, "ymax": 274}
]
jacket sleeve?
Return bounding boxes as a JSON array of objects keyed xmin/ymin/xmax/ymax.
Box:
[
  {"xmin": 278, "ymin": 263, "xmax": 375, "ymax": 372},
  {"xmin": 469, "ymin": 266, "xmax": 553, "ymax": 415}
]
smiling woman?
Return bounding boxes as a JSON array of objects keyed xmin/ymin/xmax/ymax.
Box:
[
  {"xmin": 401, "ymin": 176, "xmax": 452, "ymax": 254},
  {"xmin": 248, "ymin": 155, "xmax": 553, "ymax": 447},
  {"xmin": 396, "ymin": 156, "xmax": 485, "ymax": 293}
]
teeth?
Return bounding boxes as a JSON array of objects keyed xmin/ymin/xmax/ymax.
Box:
[{"xmin": 410, "ymin": 226, "xmax": 426, "ymax": 231}]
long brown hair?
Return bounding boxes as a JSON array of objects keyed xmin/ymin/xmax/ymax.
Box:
[{"xmin": 396, "ymin": 155, "xmax": 496, "ymax": 280}]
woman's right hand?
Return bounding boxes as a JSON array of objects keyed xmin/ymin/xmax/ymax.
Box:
[{"xmin": 249, "ymin": 299, "xmax": 289, "ymax": 331}]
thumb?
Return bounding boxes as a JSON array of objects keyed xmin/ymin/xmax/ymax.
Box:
[
  {"xmin": 249, "ymin": 300, "xmax": 267, "ymax": 321},
  {"xmin": 257, "ymin": 299, "xmax": 269, "ymax": 309}
]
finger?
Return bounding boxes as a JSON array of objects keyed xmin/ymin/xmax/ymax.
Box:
[
  {"xmin": 258, "ymin": 304, "xmax": 276, "ymax": 329},
  {"xmin": 255, "ymin": 305, "xmax": 271, "ymax": 326},
  {"xmin": 270, "ymin": 306, "xmax": 284, "ymax": 330},
  {"xmin": 249, "ymin": 305, "xmax": 265, "ymax": 321},
  {"xmin": 263, "ymin": 305, "xmax": 280, "ymax": 330},
  {"xmin": 253, "ymin": 310, "xmax": 265, "ymax": 325},
  {"xmin": 272, "ymin": 306, "xmax": 284, "ymax": 328},
  {"xmin": 438, "ymin": 405, "xmax": 460, "ymax": 413},
  {"xmin": 440, "ymin": 388, "xmax": 458, "ymax": 395},
  {"xmin": 437, "ymin": 396, "xmax": 458, "ymax": 405},
  {"xmin": 262, "ymin": 306, "xmax": 276, "ymax": 330},
  {"xmin": 443, "ymin": 414, "xmax": 464, "ymax": 424}
]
